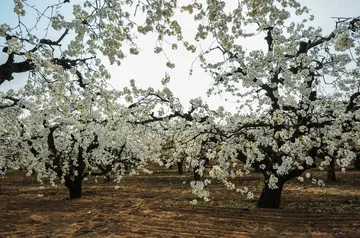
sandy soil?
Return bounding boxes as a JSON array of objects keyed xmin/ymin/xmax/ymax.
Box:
[{"xmin": 1, "ymin": 168, "xmax": 360, "ymax": 237}]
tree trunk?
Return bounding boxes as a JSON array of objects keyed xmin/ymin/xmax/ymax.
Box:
[
  {"xmin": 193, "ymin": 166, "xmax": 201, "ymax": 181},
  {"xmin": 257, "ymin": 179, "xmax": 285, "ymax": 209},
  {"xmin": 65, "ymin": 175, "xmax": 83, "ymax": 199},
  {"xmin": 105, "ymin": 174, "xmax": 111, "ymax": 182},
  {"xmin": 327, "ymin": 159, "xmax": 336, "ymax": 181},
  {"xmin": 177, "ymin": 160, "xmax": 183, "ymax": 174},
  {"xmin": 354, "ymin": 154, "xmax": 360, "ymax": 171},
  {"xmin": 65, "ymin": 152, "xmax": 85, "ymax": 199}
]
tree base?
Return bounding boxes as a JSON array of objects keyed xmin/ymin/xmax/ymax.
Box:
[
  {"xmin": 354, "ymin": 156, "xmax": 360, "ymax": 170},
  {"xmin": 193, "ymin": 166, "xmax": 201, "ymax": 181},
  {"xmin": 178, "ymin": 161, "xmax": 183, "ymax": 174},
  {"xmin": 65, "ymin": 177, "xmax": 83, "ymax": 199},
  {"xmin": 326, "ymin": 170, "xmax": 336, "ymax": 181},
  {"xmin": 69, "ymin": 187, "xmax": 82, "ymax": 199},
  {"xmin": 327, "ymin": 160, "xmax": 336, "ymax": 181},
  {"xmin": 257, "ymin": 183, "xmax": 284, "ymax": 209}
]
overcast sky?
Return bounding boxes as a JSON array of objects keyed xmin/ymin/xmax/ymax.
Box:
[{"xmin": 1, "ymin": 0, "xmax": 359, "ymax": 111}]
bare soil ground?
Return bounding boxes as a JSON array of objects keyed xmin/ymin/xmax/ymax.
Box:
[{"xmin": 1, "ymin": 168, "xmax": 360, "ymax": 237}]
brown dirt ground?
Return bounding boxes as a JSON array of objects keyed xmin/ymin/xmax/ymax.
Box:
[{"xmin": 0, "ymin": 168, "xmax": 360, "ymax": 238}]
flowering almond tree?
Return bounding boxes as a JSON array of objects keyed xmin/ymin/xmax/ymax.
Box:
[
  {"xmin": 0, "ymin": 69, "xmax": 211, "ymax": 199},
  {"xmin": 0, "ymin": 0, "xmax": 189, "ymax": 198},
  {"xmin": 1, "ymin": 86, "xmax": 164, "ymax": 199},
  {"xmin": 161, "ymin": 1, "xmax": 360, "ymax": 208},
  {"xmin": 2, "ymin": 0, "xmax": 360, "ymax": 208}
]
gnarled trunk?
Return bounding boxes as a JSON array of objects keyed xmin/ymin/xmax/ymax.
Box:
[
  {"xmin": 65, "ymin": 151, "xmax": 85, "ymax": 199},
  {"xmin": 257, "ymin": 179, "xmax": 285, "ymax": 209},
  {"xmin": 327, "ymin": 159, "xmax": 336, "ymax": 181},
  {"xmin": 65, "ymin": 175, "xmax": 83, "ymax": 199}
]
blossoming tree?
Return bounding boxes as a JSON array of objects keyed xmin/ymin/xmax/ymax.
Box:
[
  {"xmin": 170, "ymin": 1, "xmax": 360, "ymax": 208},
  {"xmin": 1, "ymin": 77, "xmax": 165, "ymax": 198},
  {"xmin": 1, "ymin": 0, "xmax": 360, "ymax": 208},
  {"xmin": 0, "ymin": 0, "xmax": 187, "ymax": 198}
]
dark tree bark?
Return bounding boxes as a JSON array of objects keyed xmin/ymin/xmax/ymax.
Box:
[
  {"xmin": 257, "ymin": 178, "xmax": 285, "ymax": 209},
  {"xmin": 0, "ymin": 29, "xmax": 71, "ymax": 86},
  {"xmin": 64, "ymin": 149, "xmax": 86, "ymax": 199},
  {"xmin": 65, "ymin": 175, "xmax": 83, "ymax": 199},
  {"xmin": 193, "ymin": 166, "xmax": 201, "ymax": 181},
  {"xmin": 354, "ymin": 154, "xmax": 360, "ymax": 170},
  {"xmin": 327, "ymin": 159, "xmax": 336, "ymax": 181},
  {"xmin": 177, "ymin": 160, "xmax": 183, "ymax": 174},
  {"xmin": 0, "ymin": 58, "xmax": 35, "ymax": 85}
]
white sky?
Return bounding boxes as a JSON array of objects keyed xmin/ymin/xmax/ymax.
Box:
[{"xmin": 1, "ymin": 0, "xmax": 360, "ymax": 111}]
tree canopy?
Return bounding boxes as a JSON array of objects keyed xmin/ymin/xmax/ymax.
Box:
[{"xmin": 0, "ymin": 0, "xmax": 359, "ymax": 208}]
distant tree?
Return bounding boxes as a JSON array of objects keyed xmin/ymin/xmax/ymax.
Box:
[
  {"xmin": 355, "ymin": 154, "xmax": 360, "ymax": 170},
  {"xmin": 1, "ymin": 86, "xmax": 162, "ymax": 199}
]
